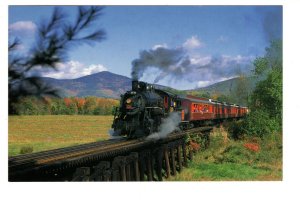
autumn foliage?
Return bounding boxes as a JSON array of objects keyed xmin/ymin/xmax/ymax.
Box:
[
  {"xmin": 64, "ymin": 98, "xmax": 72, "ymax": 107},
  {"xmin": 189, "ymin": 140, "xmax": 201, "ymax": 152},
  {"xmin": 11, "ymin": 96, "xmax": 119, "ymax": 115},
  {"xmin": 243, "ymin": 143, "xmax": 260, "ymax": 152}
]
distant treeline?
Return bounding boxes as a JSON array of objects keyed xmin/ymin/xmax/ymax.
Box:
[{"xmin": 11, "ymin": 96, "xmax": 119, "ymax": 115}]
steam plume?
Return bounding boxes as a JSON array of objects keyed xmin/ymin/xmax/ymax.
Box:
[
  {"xmin": 131, "ymin": 46, "xmax": 253, "ymax": 85},
  {"xmin": 131, "ymin": 47, "xmax": 187, "ymax": 82},
  {"xmin": 147, "ymin": 112, "xmax": 181, "ymax": 140},
  {"xmin": 108, "ymin": 129, "xmax": 122, "ymax": 139}
]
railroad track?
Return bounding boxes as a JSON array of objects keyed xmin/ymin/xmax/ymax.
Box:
[{"xmin": 9, "ymin": 127, "xmax": 212, "ymax": 181}]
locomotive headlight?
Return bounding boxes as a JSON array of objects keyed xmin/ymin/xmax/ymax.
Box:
[{"xmin": 126, "ymin": 98, "xmax": 132, "ymax": 104}]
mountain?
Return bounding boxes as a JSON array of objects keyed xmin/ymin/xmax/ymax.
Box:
[
  {"xmin": 188, "ymin": 76, "xmax": 258, "ymax": 95},
  {"xmin": 43, "ymin": 71, "xmax": 132, "ymax": 99},
  {"xmin": 43, "ymin": 71, "xmax": 259, "ymax": 100}
]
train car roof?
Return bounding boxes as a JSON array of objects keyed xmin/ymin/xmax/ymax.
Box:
[
  {"xmin": 179, "ymin": 95, "xmax": 214, "ymax": 104},
  {"xmin": 154, "ymin": 88, "xmax": 177, "ymax": 98},
  {"xmin": 154, "ymin": 88, "xmax": 249, "ymax": 108},
  {"xmin": 179, "ymin": 94, "xmax": 248, "ymax": 108}
]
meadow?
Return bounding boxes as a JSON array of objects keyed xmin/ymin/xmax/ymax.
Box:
[
  {"xmin": 166, "ymin": 127, "xmax": 282, "ymax": 181},
  {"xmin": 8, "ymin": 115, "xmax": 113, "ymax": 156}
]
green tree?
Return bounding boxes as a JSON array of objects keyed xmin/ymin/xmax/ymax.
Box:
[
  {"xmin": 233, "ymin": 74, "xmax": 250, "ymax": 106},
  {"xmin": 229, "ymin": 40, "xmax": 282, "ymax": 139},
  {"xmin": 251, "ymin": 39, "xmax": 282, "ymax": 121},
  {"xmin": 242, "ymin": 109, "xmax": 280, "ymax": 138},
  {"xmin": 12, "ymin": 97, "xmax": 36, "ymax": 115},
  {"xmin": 50, "ymin": 98, "xmax": 68, "ymax": 114},
  {"xmin": 12, "ymin": 96, "xmax": 50, "ymax": 115},
  {"xmin": 251, "ymin": 68, "xmax": 282, "ymax": 124},
  {"xmin": 84, "ymin": 96, "xmax": 98, "ymax": 114},
  {"xmin": 253, "ymin": 40, "xmax": 282, "ymax": 76},
  {"xmin": 216, "ymin": 94, "xmax": 231, "ymax": 103},
  {"xmin": 93, "ymin": 106, "xmax": 103, "ymax": 115},
  {"xmin": 104, "ymin": 106, "xmax": 114, "ymax": 115}
]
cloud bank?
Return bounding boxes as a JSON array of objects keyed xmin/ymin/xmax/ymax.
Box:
[
  {"xmin": 30, "ymin": 60, "xmax": 108, "ymax": 79},
  {"xmin": 9, "ymin": 21, "xmax": 37, "ymax": 36},
  {"xmin": 182, "ymin": 35, "xmax": 204, "ymax": 50}
]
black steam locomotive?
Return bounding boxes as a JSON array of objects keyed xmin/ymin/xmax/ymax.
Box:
[
  {"xmin": 112, "ymin": 80, "xmax": 181, "ymax": 138},
  {"xmin": 112, "ymin": 80, "xmax": 248, "ymax": 138}
]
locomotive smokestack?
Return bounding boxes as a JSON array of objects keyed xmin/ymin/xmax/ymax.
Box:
[
  {"xmin": 132, "ymin": 80, "xmax": 149, "ymax": 91},
  {"xmin": 132, "ymin": 80, "xmax": 138, "ymax": 91}
]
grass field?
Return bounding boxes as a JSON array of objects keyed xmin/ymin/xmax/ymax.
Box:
[
  {"xmin": 8, "ymin": 115, "xmax": 113, "ymax": 156},
  {"xmin": 166, "ymin": 128, "xmax": 282, "ymax": 181}
]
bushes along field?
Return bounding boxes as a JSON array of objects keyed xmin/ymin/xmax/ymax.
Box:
[{"xmin": 11, "ymin": 96, "xmax": 119, "ymax": 116}]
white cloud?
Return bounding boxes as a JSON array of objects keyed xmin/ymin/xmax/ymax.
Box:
[
  {"xmin": 220, "ymin": 54, "xmax": 254, "ymax": 67},
  {"xmin": 190, "ymin": 55, "xmax": 212, "ymax": 65},
  {"xmin": 9, "ymin": 21, "xmax": 37, "ymax": 34},
  {"xmin": 39, "ymin": 61, "xmax": 108, "ymax": 79},
  {"xmin": 152, "ymin": 43, "xmax": 168, "ymax": 50},
  {"xmin": 182, "ymin": 35, "xmax": 203, "ymax": 50},
  {"xmin": 197, "ymin": 81, "xmax": 211, "ymax": 88},
  {"xmin": 182, "ymin": 54, "xmax": 254, "ymax": 89}
]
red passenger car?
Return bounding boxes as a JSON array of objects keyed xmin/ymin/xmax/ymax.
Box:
[{"xmin": 178, "ymin": 94, "xmax": 248, "ymax": 127}]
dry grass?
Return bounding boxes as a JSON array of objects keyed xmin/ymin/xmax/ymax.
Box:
[{"xmin": 8, "ymin": 115, "xmax": 113, "ymax": 156}]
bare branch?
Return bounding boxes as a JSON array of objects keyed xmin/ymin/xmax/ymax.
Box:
[{"xmin": 9, "ymin": 38, "xmax": 21, "ymax": 51}]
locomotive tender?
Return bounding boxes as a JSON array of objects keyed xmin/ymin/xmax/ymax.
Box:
[{"xmin": 112, "ymin": 80, "xmax": 248, "ymax": 138}]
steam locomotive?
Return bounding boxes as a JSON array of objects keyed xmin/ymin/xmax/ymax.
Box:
[{"xmin": 112, "ymin": 80, "xmax": 248, "ymax": 138}]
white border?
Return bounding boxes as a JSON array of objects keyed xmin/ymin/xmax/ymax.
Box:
[{"xmin": 2, "ymin": 1, "xmax": 299, "ymax": 200}]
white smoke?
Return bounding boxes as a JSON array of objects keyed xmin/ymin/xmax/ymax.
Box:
[
  {"xmin": 147, "ymin": 112, "xmax": 181, "ymax": 140},
  {"xmin": 108, "ymin": 129, "xmax": 122, "ymax": 139}
]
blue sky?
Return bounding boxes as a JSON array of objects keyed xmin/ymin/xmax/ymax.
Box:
[{"xmin": 9, "ymin": 6, "xmax": 282, "ymax": 90}]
